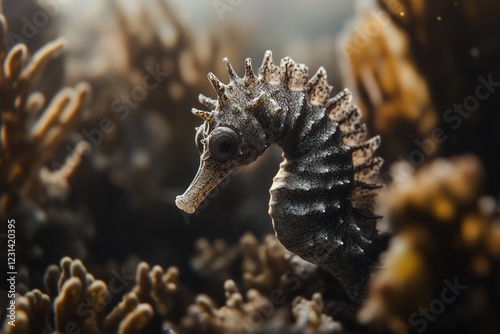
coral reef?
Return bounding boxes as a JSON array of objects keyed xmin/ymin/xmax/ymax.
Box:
[
  {"xmin": 0, "ymin": 7, "xmax": 93, "ymax": 272},
  {"xmin": 4, "ymin": 257, "xmax": 180, "ymax": 334},
  {"xmin": 240, "ymin": 233, "xmax": 320, "ymax": 296},
  {"xmin": 7, "ymin": 211, "xmax": 499, "ymax": 333},
  {"xmin": 0, "ymin": 10, "xmax": 105, "ymax": 301},
  {"xmin": 5, "ymin": 236, "xmax": 349, "ymax": 334},
  {"xmin": 183, "ymin": 280, "xmax": 342, "ymax": 334},
  {"xmin": 190, "ymin": 237, "xmax": 239, "ymax": 282},
  {"xmin": 359, "ymin": 155, "xmax": 500, "ymax": 333},
  {"xmin": 0, "ymin": 0, "xmax": 253, "ymax": 300},
  {"xmin": 182, "ymin": 279, "xmax": 280, "ymax": 334}
]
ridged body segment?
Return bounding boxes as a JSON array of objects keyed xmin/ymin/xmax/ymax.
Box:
[{"xmin": 270, "ymin": 103, "xmax": 371, "ymax": 301}]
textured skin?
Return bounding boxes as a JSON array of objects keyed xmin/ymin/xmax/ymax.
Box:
[{"xmin": 176, "ymin": 51, "xmax": 383, "ymax": 302}]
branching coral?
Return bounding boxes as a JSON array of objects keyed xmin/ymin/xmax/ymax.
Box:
[
  {"xmin": 359, "ymin": 155, "xmax": 500, "ymax": 333},
  {"xmin": 4, "ymin": 257, "xmax": 180, "ymax": 334},
  {"xmin": 4, "ymin": 235, "xmax": 372, "ymax": 333},
  {"xmin": 187, "ymin": 233, "xmax": 359, "ymax": 333},
  {"xmin": 183, "ymin": 280, "xmax": 342, "ymax": 334},
  {"xmin": 291, "ymin": 293, "xmax": 342, "ymax": 334},
  {"xmin": 0, "ymin": 12, "xmax": 90, "ymax": 216},
  {"xmin": 128, "ymin": 262, "xmax": 180, "ymax": 318},
  {"xmin": 190, "ymin": 237, "xmax": 240, "ymax": 281},
  {"xmin": 240, "ymin": 233, "xmax": 320, "ymax": 296},
  {"xmin": 183, "ymin": 280, "xmax": 344, "ymax": 334},
  {"xmin": 190, "ymin": 232, "xmax": 324, "ymax": 306},
  {"xmin": 182, "ymin": 279, "xmax": 278, "ymax": 334}
]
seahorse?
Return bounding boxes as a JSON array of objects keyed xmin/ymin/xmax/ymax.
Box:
[{"xmin": 175, "ymin": 51, "xmax": 383, "ymax": 302}]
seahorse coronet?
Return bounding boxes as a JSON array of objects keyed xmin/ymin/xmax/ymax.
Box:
[{"xmin": 176, "ymin": 51, "xmax": 383, "ymax": 302}]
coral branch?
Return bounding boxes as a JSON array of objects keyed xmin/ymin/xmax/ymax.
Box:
[{"xmin": 0, "ymin": 12, "xmax": 90, "ymax": 216}]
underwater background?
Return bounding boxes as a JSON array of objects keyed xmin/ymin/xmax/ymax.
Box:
[{"xmin": 1, "ymin": 0, "xmax": 499, "ymax": 333}]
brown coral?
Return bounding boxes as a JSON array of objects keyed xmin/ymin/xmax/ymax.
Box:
[
  {"xmin": 183, "ymin": 280, "xmax": 344, "ymax": 334},
  {"xmin": 240, "ymin": 233, "xmax": 320, "ymax": 297},
  {"xmin": 359, "ymin": 155, "xmax": 500, "ymax": 333},
  {"xmin": 4, "ymin": 257, "xmax": 180, "ymax": 334},
  {"xmin": 291, "ymin": 293, "xmax": 342, "ymax": 334},
  {"xmin": 4, "ymin": 235, "xmax": 374, "ymax": 333},
  {"xmin": 182, "ymin": 279, "xmax": 286, "ymax": 334},
  {"xmin": 0, "ymin": 11, "xmax": 90, "ymax": 216},
  {"xmin": 190, "ymin": 237, "xmax": 240, "ymax": 282}
]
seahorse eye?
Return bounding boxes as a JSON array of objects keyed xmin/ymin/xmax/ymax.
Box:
[
  {"xmin": 208, "ymin": 127, "xmax": 239, "ymax": 161},
  {"xmin": 195, "ymin": 126, "xmax": 205, "ymax": 154}
]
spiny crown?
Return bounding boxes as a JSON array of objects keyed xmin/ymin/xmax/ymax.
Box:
[{"xmin": 192, "ymin": 50, "xmax": 336, "ymax": 124}]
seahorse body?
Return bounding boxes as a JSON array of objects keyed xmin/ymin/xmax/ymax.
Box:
[{"xmin": 176, "ymin": 51, "xmax": 383, "ymax": 302}]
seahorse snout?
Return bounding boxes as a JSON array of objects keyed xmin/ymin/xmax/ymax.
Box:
[
  {"xmin": 175, "ymin": 196, "xmax": 196, "ymax": 214},
  {"xmin": 176, "ymin": 159, "xmax": 235, "ymax": 215}
]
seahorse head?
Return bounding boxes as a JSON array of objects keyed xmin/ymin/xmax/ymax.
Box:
[{"xmin": 175, "ymin": 56, "xmax": 274, "ymax": 214}]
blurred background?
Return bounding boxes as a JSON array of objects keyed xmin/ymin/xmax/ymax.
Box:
[{"xmin": 1, "ymin": 0, "xmax": 499, "ymax": 333}]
